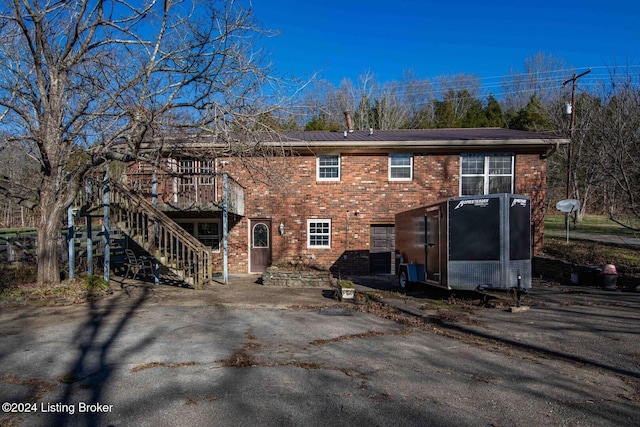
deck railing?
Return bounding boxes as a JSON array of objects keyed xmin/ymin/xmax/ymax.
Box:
[{"xmin": 125, "ymin": 172, "xmax": 244, "ymax": 215}]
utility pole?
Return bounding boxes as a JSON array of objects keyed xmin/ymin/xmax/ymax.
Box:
[
  {"xmin": 562, "ymin": 68, "xmax": 591, "ymax": 199},
  {"xmin": 562, "ymin": 68, "xmax": 591, "ymax": 240}
]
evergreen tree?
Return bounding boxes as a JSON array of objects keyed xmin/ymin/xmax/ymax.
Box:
[
  {"xmin": 433, "ymin": 90, "xmax": 457, "ymax": 128},
  {"xmin": 484, "ymin": 94, "xmax": 505, "ymax": 127},
  {"xmin": 459, "ymin": 97, "xmax": 485, "ymax": 127},
  {"xmin": 506, "ymin": 95, "xmax": 548, "ymax": 131},
  {"xmin": 304, "ymin": 115, "xmax": 341, "ymax": 131}
]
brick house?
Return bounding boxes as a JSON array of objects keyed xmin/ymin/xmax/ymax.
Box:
[{"xmin": 124, "ymin": 127, "xmax": 567, "ymax": 280}]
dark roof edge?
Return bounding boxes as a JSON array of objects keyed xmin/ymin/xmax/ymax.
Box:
[{"xmin": 138, "ymin": 128, "xmax": 569, "ymax": 154}]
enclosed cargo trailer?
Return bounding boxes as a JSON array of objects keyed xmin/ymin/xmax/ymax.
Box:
[{"xmin": 395, "ymin": 194, "xmax": 532, "ymax": 291}]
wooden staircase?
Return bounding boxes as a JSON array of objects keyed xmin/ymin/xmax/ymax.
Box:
[
  {"xmin": 110, "ymin": 179, "xmax": 213, "ymax": 288},
  {"xmin": 79, "ymin": 178, "xmax": 213, "ymax": 289}
]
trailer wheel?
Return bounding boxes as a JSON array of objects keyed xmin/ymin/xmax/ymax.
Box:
[{"xmin": 398, "ymin": 269, "xmax": 411, "ymax": 291}]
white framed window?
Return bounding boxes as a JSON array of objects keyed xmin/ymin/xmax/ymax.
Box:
[
  {"xmin": 460, "ymin": 154, "xmax": 514, "ymax": 195},
  {"xmin": 307, "ymin": 219, "xmax": 331, "ymax": 248},
  {"xmin": 389, "ymin": 154, "xmax": 413, "ymax": 181},
  {"xmin": 316, "ymin": 155, "xmax": 340, "ymax": 181}
]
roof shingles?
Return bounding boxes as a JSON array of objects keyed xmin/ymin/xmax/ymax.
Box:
[{"xmin": 278, "ymin": 128, "xmax": 565, "ymax": 142}]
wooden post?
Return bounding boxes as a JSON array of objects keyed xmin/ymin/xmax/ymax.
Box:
[
  {"xmin": 223, "ymin": 172, "xmax": 228, "ymax": 285},
  {"xmin": 153, "ymin": 172, "xmax": 159, "ymax": 285},
  {"xmin": 86, "ymin": 177, "xmax": 93, "ymax": 276},
  {"xmin": 7, "ymin": 238, "xmax": 15, "ymax": 264},
  {"xmin": 103, "ymin": 171, "xmax": 110, "ymax": 284},
  {"xmin": 68, "ymin": 204, "xmax": 75, "ymax": 279},
  {"xmin": 87, "ymin": 215, "xmax": 93, "ymax": 276}
]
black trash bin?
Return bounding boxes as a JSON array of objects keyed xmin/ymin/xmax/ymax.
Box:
[{"xmin": 578, "ymin": 266, "xmax": 601, "ymax": 286}]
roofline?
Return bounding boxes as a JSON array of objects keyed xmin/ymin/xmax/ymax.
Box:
[
  {"xmin": 260, "ymin": 137, "xmax": 568, "ymax": 148},
  {"xmin": 136, "ymin": 128, "xmax": 569, "ymax": 156},
  {"xmin": 150, "ymin": 138, "xmax": 568, "ymax": 154}
]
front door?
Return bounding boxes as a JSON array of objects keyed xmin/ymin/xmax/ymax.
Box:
[{"xmin": 250, "ymin": 219, "xmax": 271, "ymax": 273}]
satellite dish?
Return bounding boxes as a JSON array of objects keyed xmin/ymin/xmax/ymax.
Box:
[{"xmin": 556, "ymin": 199, "xmax": 580, "ymax": 213}]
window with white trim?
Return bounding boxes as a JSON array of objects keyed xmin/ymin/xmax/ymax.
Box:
[
  {"xmin": 307, "ymin": 219, "xmax": 331, "ymax": 248},
  {"xmin": 460, "ymin": 154, "xmax": 514, "ymax": 195},
  {"xmin": 316, "ymin": 155, "xmax": 340, "ymax": 181},
  {"xmin": 389, "ymin": 154, "xmax": 413, "ymax": 181}
]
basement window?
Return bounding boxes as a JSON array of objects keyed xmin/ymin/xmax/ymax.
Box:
[
  {"xmin": 307, "ymin": 219, "xmax": 331, "ymax": 248},
  {"xmin": 176, "ymin": 220, "xmax": 221, "ymax": 251}
]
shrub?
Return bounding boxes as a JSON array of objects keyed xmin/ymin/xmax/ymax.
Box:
[
  {"xmin": 83, "ymin": 275, "xmax": 110, "ymax": 291},
  {"xmin": 0, "ymin": 264, "xmax": 37, "ymax": 286},
  {"xmin": 338, "ymin": 279, "xmax": 355, "ymax": 288}
]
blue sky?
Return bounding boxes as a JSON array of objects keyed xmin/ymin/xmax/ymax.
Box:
[{"xmin": 251, "ymin": 0, "xmax": 639, "ymax": 91}]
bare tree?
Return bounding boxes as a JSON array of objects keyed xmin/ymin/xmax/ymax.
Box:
[
  {"xmin": 0, "ymin": 0, "xmax": 286, "ymax": 284},
  {"xmin": 296, "ymin": 73, "xmax": 376, "ymax": 130},
  {"xmin": 435, "ymin": 73, "xmax": 482, "ymax": 120},
  {"xmin": 400, "ymin": 73, "xmax": 482, "ymax": 129},
  {"xmin": 299, "ymin": 72, "xmax": 410, "ymax": 131},
  {"xmin": 567, "ymin": 92, "xmax": 606, "ymax": 222},
  {"xmin": 398, "ymin": 70, "xmax": 436, "ymax": 128},
  {"xmin": 372, "ymin": 86, "xmax": 407, "ymax": 130},
  {"xmin": 502, "ymin": 52, "xmax": 567, "ymax": 114},
  {"xmin": 0, "ymin": 136, "xmax": 39, "ymax": 227},
  {"xmin": 591, "ymin": 66, "xmax": 640, "ymax": 230}
]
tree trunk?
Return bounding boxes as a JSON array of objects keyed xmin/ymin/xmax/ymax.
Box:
[{"xmin": 36, "ymin": 182, "xmax": 65, "ymax": 285}]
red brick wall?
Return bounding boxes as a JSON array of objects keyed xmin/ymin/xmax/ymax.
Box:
[
  {"xmin": 217, "ymin": 152, "xmax": 547, "ymax": 274},
  {"xmin": 514, "ymin": 154, "xmax": 547, "ymax": 253}
]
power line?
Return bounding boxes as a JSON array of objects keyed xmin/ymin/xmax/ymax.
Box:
[
  {"xmin": 303, "ymin": 65, "xmax": 640, "ymax": 102},
  {"xmin": 287, "ymin": 65, "xmax": 640, "ymax": 115}
]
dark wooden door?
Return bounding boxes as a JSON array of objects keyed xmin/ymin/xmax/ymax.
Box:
[
  {"xmin": 250, "ymin": 219, "xmax": 271, "ymax": 273},
  {"xmin": 370, "ymin": 224, "xmax": 395, "ymax": 274}
]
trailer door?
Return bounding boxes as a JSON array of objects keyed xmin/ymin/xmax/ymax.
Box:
[{"xmin": 425, "ymin": 208, "xmax": 441, "ymax": 283}]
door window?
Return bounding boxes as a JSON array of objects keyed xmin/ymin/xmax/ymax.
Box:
[{"xmin": 253, "ymin": 223, "xmax": 269, "ymax": 248}]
